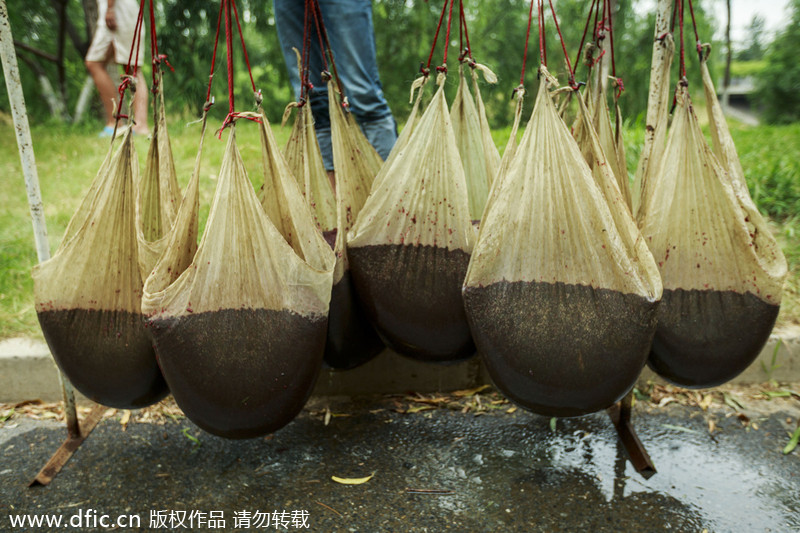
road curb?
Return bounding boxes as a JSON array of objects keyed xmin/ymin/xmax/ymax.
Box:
[{"xmin": 2, "ymin": 330, "xmax": 799, "ymax": 403}]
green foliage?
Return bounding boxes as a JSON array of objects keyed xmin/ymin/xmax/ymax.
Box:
[
  {"xmin": 729, "ymin": 60, "xmax": 766, "ymax": 79},
  {"xmin": 732, "ymin": 122, "xmax": 800, "ymax": 223},
  {"xmin": 756, "ymin": 0, "xmax": 800, "ymax": 124},
  {"xmin": 736, "ymin": 15, "xmax": 766, "ymax": 62}
]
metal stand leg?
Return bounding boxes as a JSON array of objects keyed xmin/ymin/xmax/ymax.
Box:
[
  {"xmin": 29, "ymin": 403, "xmax": 106, "ymax": 486},
  {"xmin": 2, "ymin": 0, "xmax": 104, "ymax": 485},
  {"xmin": 607, "ymin": 391, "xmax": 657, "ymax": 478}
]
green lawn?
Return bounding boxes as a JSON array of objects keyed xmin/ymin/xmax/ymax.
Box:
[{"xmin": 2, "ymin": 114, "xmax": 799, "ymax": 339}]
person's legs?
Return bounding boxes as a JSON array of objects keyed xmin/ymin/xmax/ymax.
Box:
[
  {"xmin": 85, "ymin": 11, "xmax": 117, "ymax": 130},
  {"xmin": 112, "ymin": 0, "xmax": 148, "ymax": 133},
  {"xmin": 318, "ymin": 0, "xmax": 397, "ymax": 160},
  {"xmin": 130, "ymin": 69, "xmax": 149, "ymax": 134},
  {"xmin": 85, "ymin": 59, "xmax": 118, "ymax": 128}
]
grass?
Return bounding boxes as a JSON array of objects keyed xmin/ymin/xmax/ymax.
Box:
[{"xmin": 2, "ymin": 110, "xmax": 800, "ymax": 339}]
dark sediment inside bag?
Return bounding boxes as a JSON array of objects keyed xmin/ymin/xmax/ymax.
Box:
[
  {"xmin": 349, "ymin": 244, "xmax": 475, "ymax": 362},
  {"xmin": 463, "ymin": 280, "xmax": 657, "ymax": 417},
  {"xmin": 149, "ymin": 307, "xmax": 326, "ymax": 439},
  {"xmin": 325, "ymin": 271, "xmax": 385, "ymax": 369},
  {"xmin": 323, "ymin": 229, "xmax": 338, "ymax": 250},
  {"xmin": 38, "ymin": 309, "xmax": 167, "ymax": 408},
  {"xmin": 319, "ymin": 228, "xmax": 384, "ymax": 369},
  {"xmin": 648, "ymin": 289, "xmax": 779, "ymax": 388}
]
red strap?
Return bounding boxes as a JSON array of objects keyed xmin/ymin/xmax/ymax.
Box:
[
  {"xmin": 519, "ymin": 0, "xmax": 535, "ymax": 85},
  {"xmin": 205, "ymin": 0, "xmax": 225, "ymax": 104},
  {"xmin": 574, "ymin": 0, "xmax": 598, "ymax": 74},
  {"xmin": 438, "ymin": 0, "xmax": 456, "ymax": 71},
  {"xmin": 548, "ymin": 0, "xmax": 577, "ymax": 89},
  {"xmin": 423, "ymin": 0, "xmax": 450, "ymax": 75},
  {"xmin": 232, "ymin": 0, "xmax": 257, "ymax": 94}
]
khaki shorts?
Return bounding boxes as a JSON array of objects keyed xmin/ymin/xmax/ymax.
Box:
[{"xmin": 85, "ymin": 0, "xmax": 145, "ymax": 66}]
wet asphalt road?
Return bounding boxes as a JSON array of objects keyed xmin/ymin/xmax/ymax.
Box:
[{"xmin": 1, "ymin": 395, "xmax": 799, "ymax": 533}]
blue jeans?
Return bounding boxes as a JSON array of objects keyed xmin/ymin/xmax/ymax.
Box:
[{"xmin": 274, "ymin": 0, "xmax": 397, "ymax": 170}]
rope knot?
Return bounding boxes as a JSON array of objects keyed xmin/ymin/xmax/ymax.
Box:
[
  {"xmin": 321, "ymin": 70, "xmax": 332, "ymax": 82},
  {"xmin": 614, "ymin": 77, "xmax": 625, "ymax": 99},
  {"xmin": 435, "ymin": 64, "xmax": 447, "ymax": 74},
  {"xmin": 419, "ymin": 64, "xmax": 430, "ymax": 77},
  {"xmin": 153, "ymin": 54, "xmax": 175, "ymax": 72}
]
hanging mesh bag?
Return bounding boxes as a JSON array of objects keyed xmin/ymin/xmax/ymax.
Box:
[
  {"xmin": 33, "ymin": 130, "xmax": 168, "ymax": 408},
  {"xmin": 136, "ymin": 71, "xmax": 182, "ymax": 278},
  {"xmin": 463, "ymin": 68, "xmax": 662, "ymax": 416},
  {"xmin": 144, "ymin": 122, "xmax": 334, "ymax": 438},
  {"xmin": 450, "ymin": 62, "xmax": 498, "ymax": 220},
  {"xmin": 639, "ymin": 75, "xmax": 787, "ymax": 388},
  {"xmin": 348, "ymin": 73, "xmax": 476, "ymax": 362},
  {"xmin": 283, "ymin": 100, "xmax": 337, "ymax": 236}
]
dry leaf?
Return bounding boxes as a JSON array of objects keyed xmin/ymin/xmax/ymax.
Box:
[
  {"xmin": 452, "ymin": 385, "xmax": 490, "ymax": 398},
  {"xmin": 324, "ymin": 407, "xmax": 331, "ymax": 427},
  {"xmin": 657, "ymin": 397, "xmax": 677, "ymax": 408},
  {"xmin": 406, "ymin": 405, "xmax": 436, "ymax": 414},
  {"xmin": 119, "ymin": 409, "xmax": 131, "ymax": 431},
  {"xmin": 331, "ymin": 473, "xmax": 374, "ymax": 485},
  {"xmin": 699, "ymin": 394, "xmax": 714, "ymax": 411}
]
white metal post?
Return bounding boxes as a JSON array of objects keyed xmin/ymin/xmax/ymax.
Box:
[{"xmin": 0, "ymin": 0, "xmax": 80, "ymax": 438}]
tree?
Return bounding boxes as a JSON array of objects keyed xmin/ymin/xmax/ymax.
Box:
[
  {"xmin": 757, "ymin": 0, "xmax": 800, "ymax": 124},
  {"xmin": 736, "ymin": 15, "xmax": 766, "ymax": 61}
]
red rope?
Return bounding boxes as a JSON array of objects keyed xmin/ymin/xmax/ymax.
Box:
[
  {"xmin": 458, "ymin": 0, "xmax": 463, "ymax": 55},
  {"xmin": 205, "ymin": 0, "xmax": 225, "ymax": 104},
  {"xmin": 311, "ymin": 0, "xmax": 347, "ymax": 104},
  {"xmin": 458, "ymin": 0, "xmax": 473, "ymax": 62},
  {"xmin": 232, "ymin": 0, "xmax": 257, "ymax": 94},
  {"xmin": 687, "ymin": 0, "xmax": 702, "ymax": 58},
  {"xmin": 548, "ymin": 0, "xmax": 576, "ymax": 88},
  {"xmin": 574, "ymin": 0, "xmax": 597, "ymax": 72},
  {"xmin": 424, "ymin": 0, "xmax": 450, "ymax": 75},
  {"xmin": 309, "ymin": 0, "xmax": 329, "ymax": 74},
  {"xmin": 678, "ymin": 0, "xmax": 686, "ymax": 79},
  {"xmin": 531, "ymin": 0, "xmax": 547, "ymax": 66},
  {"xmin": 225, "ymin": 0, "xmax": 234, "ymax": 115},
  {"xmin": 300, "ymin": 0, "xmax": 312, "ymax": 101},
  {"xmin": 437, "ymin": 0, "xmax": 456, "ymax": 72},
  {"xmin": 112, "ymin": 0, "xmax": 146, "ymax": 125},
  {"xmin": 519, "ymin": 0, "xmax": 535, "ymax": 85}
]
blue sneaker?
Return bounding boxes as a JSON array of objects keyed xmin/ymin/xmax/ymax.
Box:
[{"xmin": 98, "ymin": 125, "xmax": 114, "ymax": 138}]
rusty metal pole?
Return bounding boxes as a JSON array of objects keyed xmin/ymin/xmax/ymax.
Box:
[{"xmin": 0, "ymin": 0, "xmax": 81, "ymax": 439}]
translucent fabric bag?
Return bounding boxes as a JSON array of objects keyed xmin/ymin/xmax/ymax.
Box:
[
  {"xmin": 348, "ymin": 74, "xmax": 476, "ymax": 362},
  {"xmin": 144, "ymin": 125, "xmax": 334, "ymax": 438},
  {"xmin": 33, "ymin": 130, "xmax": 167, "ymax": 408},
  {"xmin": 463, "ymin": 69, "xmax": 662, "ymax": 416},
  {"xmin": 284, "ymin": 101, "xmax": 337, "ymax": 235},
  {"xmin": 137, "ymin": 73, "xmax": 182, "ymax": 278},
  {"xmin": 450, "ymin": 63, "xmax": 499, "ymax": 220},
  {"xmin": 639, "ymin": 76, "xmax": 787, "ymax": 388}
]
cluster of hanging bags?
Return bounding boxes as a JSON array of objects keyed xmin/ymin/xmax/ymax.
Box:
[{"xmin": 32, "ymin": 0, "xmax": 788, "ymax": 438}]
